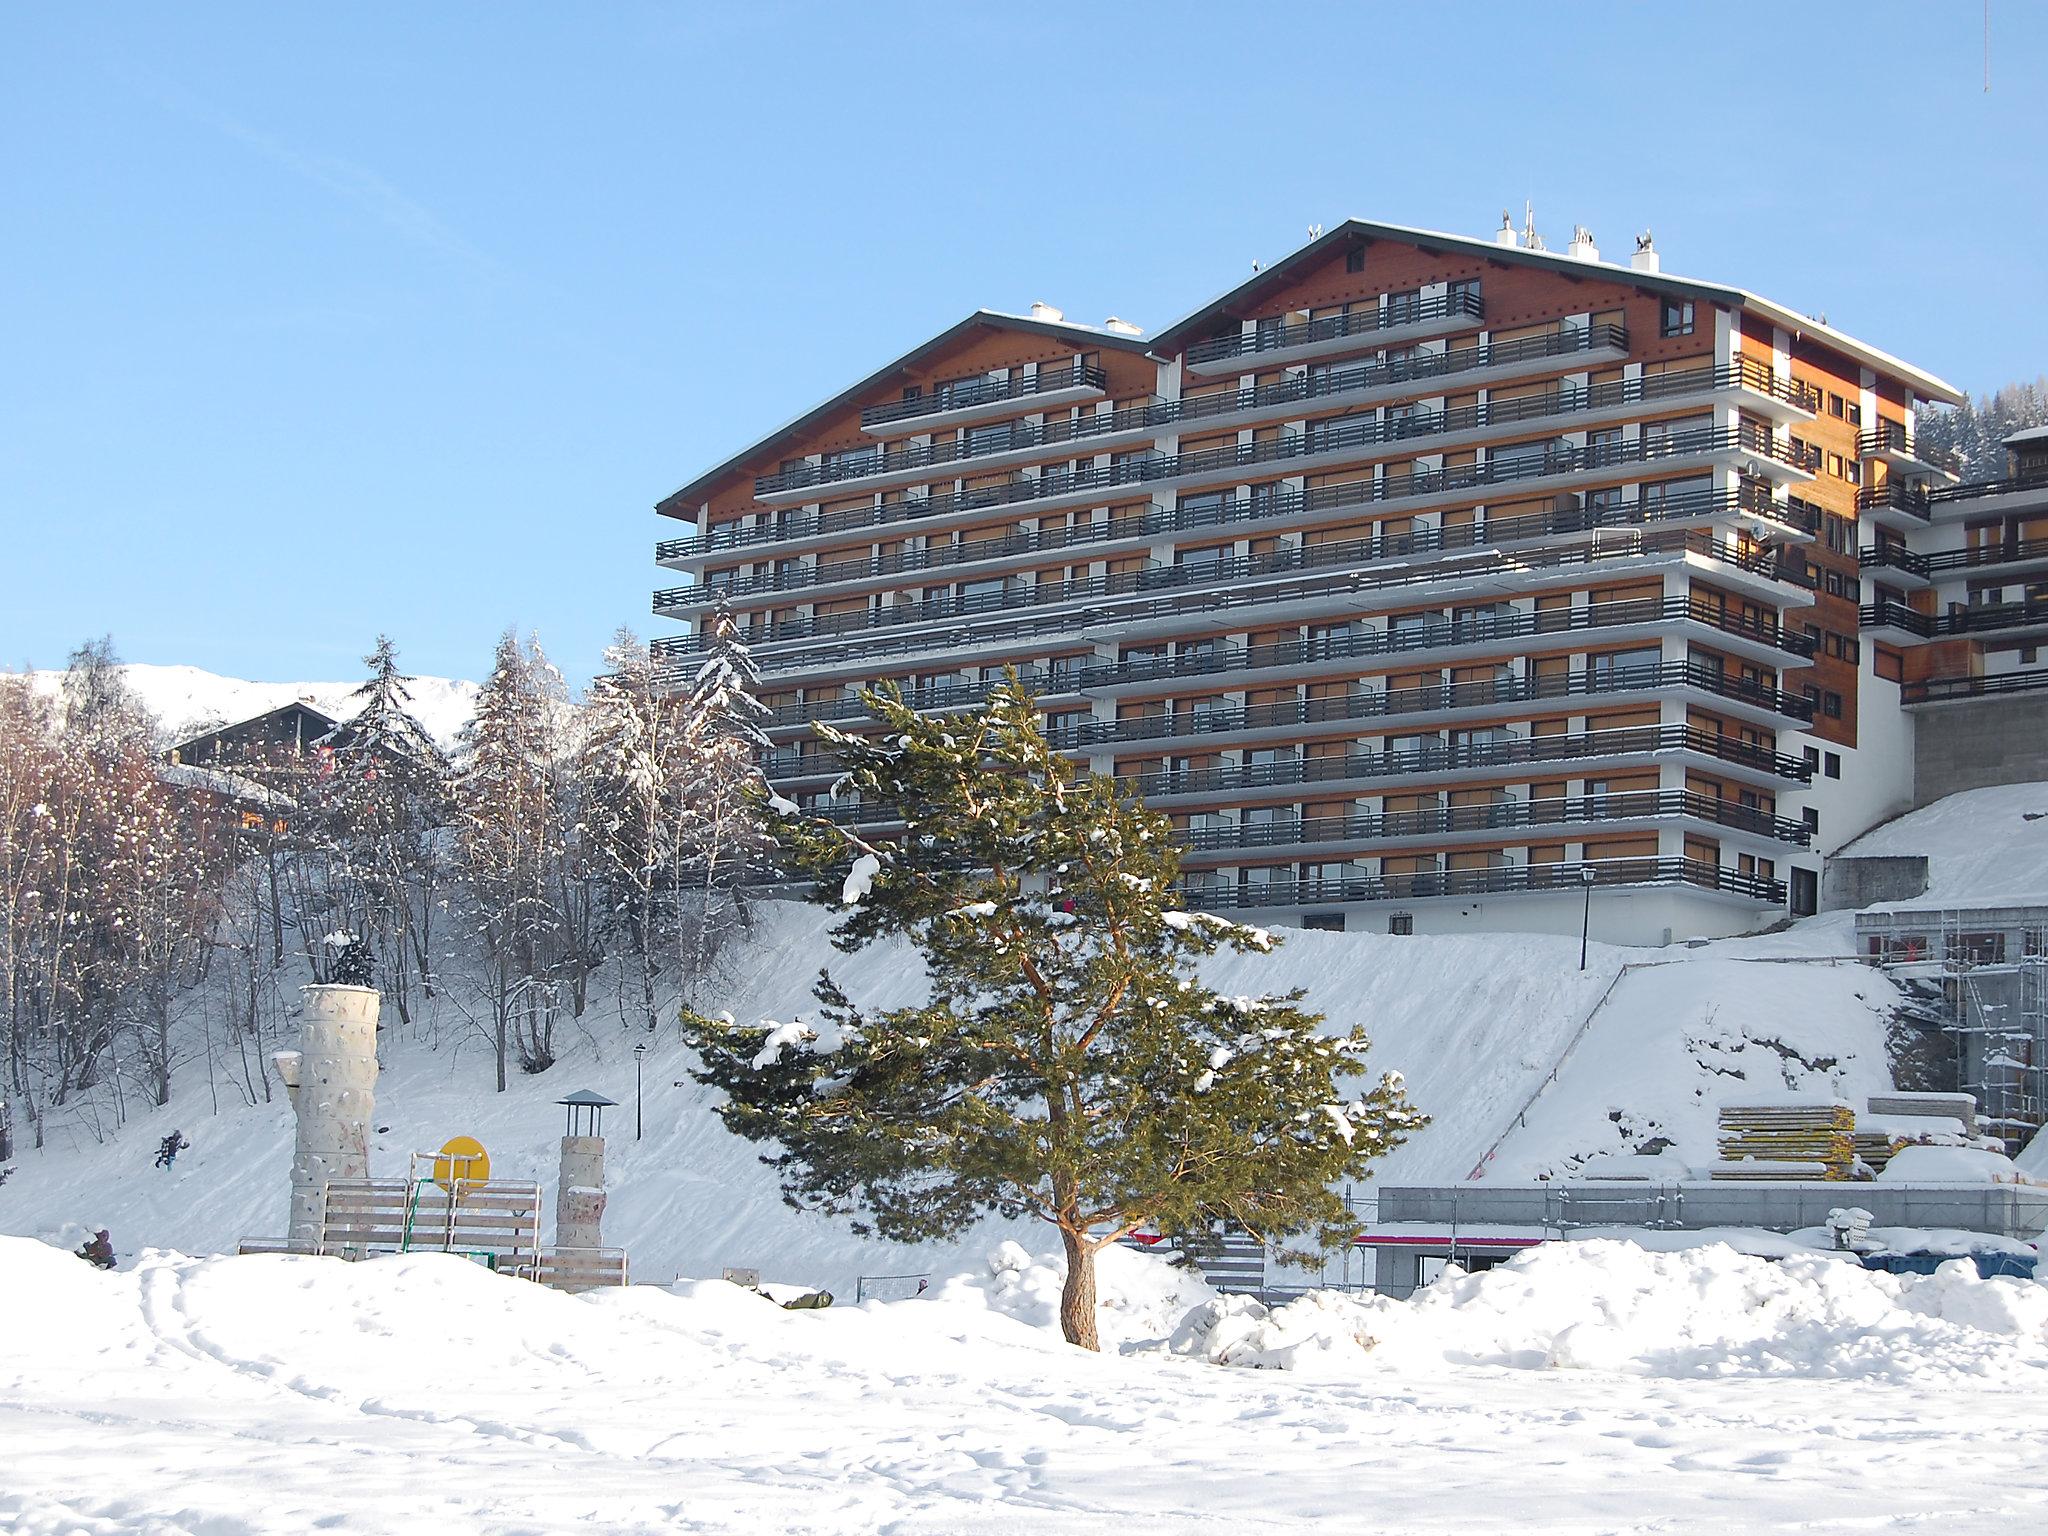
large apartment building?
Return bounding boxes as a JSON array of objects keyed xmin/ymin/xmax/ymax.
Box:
[{"xmin": 650, "ymin": 219, "xmax": 1965, "ymax": 946}]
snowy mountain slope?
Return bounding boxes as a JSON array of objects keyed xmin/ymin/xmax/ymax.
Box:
[
  {"xmin": 26, "ymin": 662, "xmax": 479, "ymax": 748},
  {"xmin": 0, "ymin": 899, "xmax": 1905, "ymax": 1295}
]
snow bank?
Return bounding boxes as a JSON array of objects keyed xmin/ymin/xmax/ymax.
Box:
[{"xmin": 1163, "ymin": 1239, "xmax": 2048, "ymax": 1383}]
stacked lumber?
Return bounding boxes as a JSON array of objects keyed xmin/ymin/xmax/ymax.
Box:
[
  {"xmin": 1705, "ymin": 1159, "xmax": 1832, "ymax": 1182},
  {"xmin": 1715, "ymin": 1099, "xmax": 1856, "ymax": 1180},
  {"xmin": 1867, "ymin": 1092, "xmax": 1978, "ymax": 1133}
]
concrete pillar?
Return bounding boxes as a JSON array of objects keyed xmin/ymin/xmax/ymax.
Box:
[
  {"xmin": 282, "ymin": 983, "xmax": 380, "ymax": 1248},
  {"xmin": 555, "ymin": 1135, "xmax": 607, "ymax": 1253}
]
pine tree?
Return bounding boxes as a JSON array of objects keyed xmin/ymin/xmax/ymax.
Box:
[
  {"xmin": 317, "ymin": 637, "xmax": 451, "ymax": 1015},
  {"xmin": 453, "ymin": 630, "xmax": 569, "ymax": 1088},
  {"xmin": 673, "ymin": 600, "xmax": 774, "ymax": 990},
  {"xmin": 680, "ymin": 676, "xmax": 1424, "ymax": 1350},
  {"xmin": 576, "ymin": 628, "xmax": 688, "ymax": 1031}
]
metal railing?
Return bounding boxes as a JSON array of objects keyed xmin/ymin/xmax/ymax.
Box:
[
  {"xmin": 859, "ymin": 362, "xmax": 1108, "ymax": 428},
  {"xmin": 1180, "ymin": 790, "xmax": 1809, "ymax": 852},
  {"xmin": 1857, "ymin": 482, "xmax": 1934, "ymax": 521},
  {"xmin": 1863, "ymin": 598, "xmax": 2048, "ymax": 639},
  {"xmin": 661, "ymin": 483, "xmax": 1804, "ymax": 607},
  {"xmin": 657, "ymin": 528, "xmax": 1804, "ymax": 656},
  {"xmin": 1901, "ymin": 670, "xmax": 2048, "ymax": 705},
  {"xmin": 1927, "ymin": 463, "xmax": 2048, "ymax": 508},
  {"xmin": 758, "ymin": 400, "xmax": 1159, "ymax": 495},
  {"xmin": 1181, "ymin": 856, "xmax": 1786, "ymax": 909},
  {"xmin": 1113, "ymin": 723, "xmax": 1810, "ymax": 799},
  {"xmin": 1859, "ymin": 536, "xmax": 2048, "ymax": 580},
  {"xmin": 1859, "ymin": 422, "xmax": 1963, "ymax": 474},
  {"xmin": 1184, "ymin": 288, "xmax": 1485, "ymax": 364},
  {"xmin": 1046, "ymin": 663, "xmax": 1811, "ymax": 751}
]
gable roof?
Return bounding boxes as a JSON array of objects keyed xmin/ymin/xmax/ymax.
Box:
[
  {"xmin": 1146, "ymin": 219, "xmax": 1962, "ymax": 405},
  {"xmin": 656, "ymin": 309, "xmax": 1155, "ymax": 517},
  {"xmin": 167, "ymin": 699, "xmax": 340, "ymax": 759}
]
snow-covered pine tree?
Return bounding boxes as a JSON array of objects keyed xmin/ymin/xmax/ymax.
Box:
[
  {"xmin": 576, "ymin": 628, "xmax": 689, "ymax": 1031},
  {"xmin": 315, "ymin": 637, "xmax": 451, "ymax": 1017},
  {"xmin": 680, "ymin": 675, "xmax": 1425, "ymax": 1351},
  {"xmin": 1914, "ymin": 376, "xmax": 2048, "ymax": 481},
  {"xmin": 673, "ymin": 600, "xmax": 774, "ymax": 991},
  {"xmin": 453, "ymin": 630, "xmax": 570, "ymax": 1088}
]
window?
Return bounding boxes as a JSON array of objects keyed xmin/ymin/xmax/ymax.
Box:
[
  {"xmin": 1803, "ymin": 746, "xmax": 1821, "ymax": 772},
  {"xmin": 1824, "ymin": 751, "xmax": 1842, "ymax": 779},
  {"xmin": 1388, "ymin": 911, "xmax": 1414, "ymax": 936},
  {"xmin": 1305, "ymin": 912, "xmax": 1346, "ymax": 932},
  {"xmin": 1822, "ymin": 690, "xmax": 1844, "ymax": 719},
  {"xmin": 1802, "ymin": 807, "xmax": 1820, "ymax": 833},
  {"xmin": 1345, "ymin": 248, "xmax": 1366, "ymax": 274},
  {"xmin": 1660, "ymin": 299, "xmax": 1695, "ymax": 337},
  {"xmin": 1829, "ymin": 393, "xmax": 1847, "ymax": 419},
  {"xmin": 1386, "ymin": 288, "xmax": 1422, "ymax": 326},
  {"xmin": 1448, "ymin": 277, "xmax": 1480, "ymax": 310},
  {"xmin": 2023, "ymin": 646, "xmax": 2041, "ymax": 664},
  {"xmin": 1874, "ymin": 645, "xmax": 1905, "ymax": 682},
  {"xmin": 1791, "ymin": 867, "xmax": 1819, "ymax": 918}
]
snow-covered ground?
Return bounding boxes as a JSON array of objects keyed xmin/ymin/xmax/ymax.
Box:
[
  {"xmin": 1838, "ymin": 781, "xmax": 2048, "ymax": 908},
  {"xmin": 25, "ymin": 661, "xmax": 479, "ymax": 747},
  {"xmin": 0, "ymin": 901, "xmax": 1903, "ymax": 1296},
  {"xmin": 10, "ymin": 1232, "xmax": 2048, "ymax": 1533}
]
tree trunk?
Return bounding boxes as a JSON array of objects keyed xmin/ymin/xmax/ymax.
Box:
[{"xmin": 1057, "ymin": 1225, "xmax": 1100, "ymax": 1351}]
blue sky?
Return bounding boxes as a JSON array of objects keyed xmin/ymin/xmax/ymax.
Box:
[{"xmin": 5, "ymin": 2, "xmax": 2043, "ymax": 688}]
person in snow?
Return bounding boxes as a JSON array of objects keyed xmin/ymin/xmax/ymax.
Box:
[
  {"xmin": 77, "ymin": 1230, "xmax": 115, "ymax": 1269},
  {"xmin": 154, "ymin": 1131, "xmax": 189, "ymax": 1169}
]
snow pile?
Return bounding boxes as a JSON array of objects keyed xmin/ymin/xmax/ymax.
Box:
[
  {"xmin": 1162, "ymin": 1239, "xmax": 2048, "ymax": 1383},
  {"xmin": 1877, "ymin": 1145, "xmax": 2023, "ymax": 1184},
  {"xmin": 1839, "ymin": 781, "xmax": 2048, "ymax": 907},
  {"xmin": 925, "ymin": 1239, "xmax": 1215, "ymax": 1350}
]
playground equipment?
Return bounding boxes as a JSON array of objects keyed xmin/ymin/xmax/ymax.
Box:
[{"xmin": 273, "ymin": 981, "xmax": 380, "ymax": 1249}]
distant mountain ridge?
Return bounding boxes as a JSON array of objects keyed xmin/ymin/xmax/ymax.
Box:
[{"xmin": 25, "ymin": 662, "xmax": 480, "ymax": 750}]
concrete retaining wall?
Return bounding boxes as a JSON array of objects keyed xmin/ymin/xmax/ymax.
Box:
[
  {"xmin": 1822, "ymin": 855, "xmax": 1929, "ymax": 912},
  {"xmin": 1913, "ymin": 694, "xmax": 2048, "ymax": 806}
]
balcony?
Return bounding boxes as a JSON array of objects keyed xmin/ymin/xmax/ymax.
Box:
[
  {"xmin": 1861, "ymin": 537, "xmax": 2048, "ymax": 589},
  {"xmin": 1183, "ymin": 288, "xmax": 1486, "ymax": 375},
  {"xmin": 1179, "ymin": 856, "xmax": 1786, "ymax": 912},
  {"xmin": 859, "ymin": 363, "xmax": 1108, "ymax": 432},
  {"xmin": 1862, "ymin": 598, "xmax": 2048, "ymax": 641},
  {"xmin": 757, "ymin": 401, "xmax": 1158, "ymax": 499},
  {"xmin": 656, "ymin": 529, "xmax": 1807, "ymax": 662},
  {"xmin": 1180, "ymin": 790, "xmax": 1810, "ymax": 857},
  {"xmin": 1857, "ymin": 481, "xmax": 1934, "ymax": 532},
  {"xmin": 1901, "ymin": 670, "xmax": 2048, "ymax": 707},
  {"xmin": 1114, "ymin": 723, "xmax": 1811, "ymax": 802},
  {"xmin": 1859, "ymin": 423, "xmax": 1961, "ymax": 478},
  {"xmin": 1050, "ymin": 662, "xmax": 1810, "ymax": 754},
  {"xmin": 1927, "ymin": 464, "xmax": 2048, "ymax": 515}
]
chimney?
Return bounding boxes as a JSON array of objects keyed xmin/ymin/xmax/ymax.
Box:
[
  {"xmin": 1103, "ymin": 316, "xmax": 1142, "ymax": 336},
  {"xmin": 1631, "ymin": 232, "xmax": 1660, "ymax": 274},
  {"xmin": 1494, "ymin": 211, "xmax": 1517, "ymax": 248},
  {"xmin": 1029, "ymin": 301, "xmax": 1064, "ymax": 323},
  {"xmin": 1566, "ymin": 225, "xmax": 1600, "ymax": 263}
]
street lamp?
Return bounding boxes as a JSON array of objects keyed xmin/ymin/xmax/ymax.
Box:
[
  {"xmin": 1578, "ymin": 865, "xmax": 1598, "ymax": 972},
  {"xmin": 633, "ymin": 1043, "xmax": 647, "ymax": 1140}
]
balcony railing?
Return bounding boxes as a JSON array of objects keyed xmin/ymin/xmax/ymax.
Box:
[
  {"xmin": 1859, "ymin": 536, "xmax": 2048, "ymax": 581},
  {"xmin": 1112, "ymin": 724, "xmax": 1810, "ymax": 799},
  {"xmin": 1901, "ymin": 670, "xmax": 2048, "ymax": 706},
  {"xmin": 1047, "ymin": 663, "xmax": 1810, "ymax": 750},
  {"xmin": 859, "ymin": 363, "xmax": 1108, "ymax": 429},
  {"xmin": 1862, "ymin": 598, "xmax": 2048, "ymax": 640},
  {"xmin": 1181, "ymin": 790, "xmax": 1809, "ymax": 853},
  {"xmin": 1179, "ymin": 856, "xmax": 1786, "ymax": 910},
  {"xmin": 1927, "ymin": 463, "xmax": 2048, "ymax": 509},
  {"xmin": 658, "ymin": 527, "xmax": 1805, "ymax": 655},
  {"xmin": 1859, "ymin": 423, "xmax": 1962, "ymax": 474},
  {"xmin": 1857, "ymin": 482, "xmax": 1933, "ymax": 521},
  {"xmin": 663, "ymin": 480, "xmax": 1802, "ymax": 610},
  {"xmin": 1184, "ymin": 288, "xmax": 1486, "ymax": 365},
  {"xmin": 754, "ymin": 358, "xmax": 1812, "ymax": 500}
]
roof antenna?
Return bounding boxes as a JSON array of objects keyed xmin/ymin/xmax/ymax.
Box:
[
  {"xmin": 1307, "ymin": 222, "xmax": 1324, "ymax": 241},
  {"xmin": 1521, "ymin": 200, "xmax": 1546, "ymax": 252}
]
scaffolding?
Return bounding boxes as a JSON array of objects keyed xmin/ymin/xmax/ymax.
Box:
[{"xmin": 1861, "ymin": 906, "xmax": 2048, "ymax": 1152}]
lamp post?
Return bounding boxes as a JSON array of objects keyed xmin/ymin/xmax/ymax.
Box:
[
  {"xmin": 1579, "ymin": 865, "xmax": 1597, "ymax": 972},
  {"xmin": 632, "ymin": 1043, "xmax": 647, "ymax": 1140}
]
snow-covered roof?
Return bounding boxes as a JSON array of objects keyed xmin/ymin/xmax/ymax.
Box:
[
  {"xmin": 2003, "ymin": 424, "xmax": 2048, "ymax": 447},
  {"xmin": 1147, "ymin": 218, "xmax": 1964, "ymax": 405},
  {"xmin": 1839, "ymin": 783, "xmax": 2048, "ymax": 912}
]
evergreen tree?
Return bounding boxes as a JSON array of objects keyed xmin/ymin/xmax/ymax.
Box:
[
  {"xmin": 673, "ymin": 600, "xmax": 774, "ymax": 989},
  {"xmin": 453, "ymin": 630, "xmax": 569, "ymax": 1087},
  {"xmin": 680, "ymin": 677, "xmax": 1424, "ymax": 1350}
]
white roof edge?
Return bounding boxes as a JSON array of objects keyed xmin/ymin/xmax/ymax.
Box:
[{"xmin": 1159, "ymin": 218, "xmax": 1963, "ymax": 405}]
